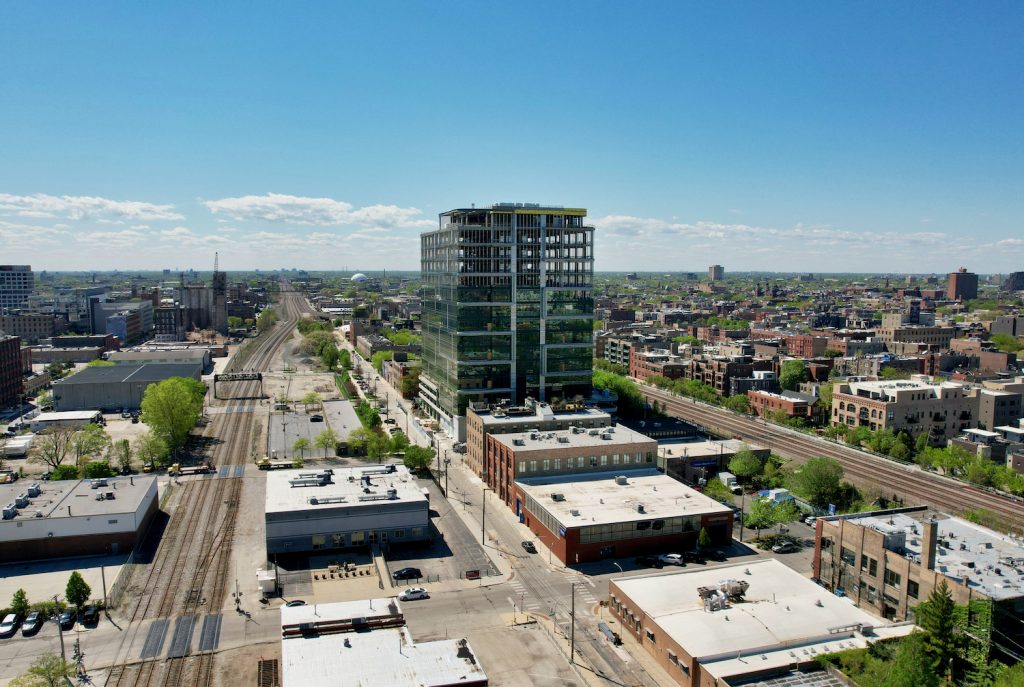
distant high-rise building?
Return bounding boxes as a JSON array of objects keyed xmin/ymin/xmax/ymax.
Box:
[
  {"xmin": 1002, "ymin": 271, "xmax": 1024, "ymax": 293},
  {"xmin": 708, "ymin": 264, "xmax": 724, "ymax": 281},
  {"xmin": 420, "ymin": 203, "xmax": 595, "ymax": 439},
  {"xmin": 0, "ymin": 265, "xmax": 34, "ymax": 312},
  {"xmin": 947, "ymin": 267, "xmax": 978, "ymax": 301}
]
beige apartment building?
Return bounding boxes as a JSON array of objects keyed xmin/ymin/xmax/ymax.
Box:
[
  {"xmin": 831, "ymin": 377, "xmax": 977, "ymax": 442},
  {"xmin": 876, "ymin": 313, "xmax": 954, "ymax": 352}
]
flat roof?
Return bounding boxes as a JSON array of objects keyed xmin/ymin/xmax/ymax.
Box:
[
  {"xmin": 280, "ymin": 598, "xmax": 487, "ymax": 687},
  {"xmin": 54, "ymin": 363, "xmax": 201, "ymax": 385},
  {"xmin": 832, "ymin": 511, "xmax": 1024, "ymax": 600},
  {"xmin": 612, "ymin": 559, "xmax": 890, "ymax": 661},
  {"xmin": 517, "ymin": 468, "xmax": 730, "ymax": 528},
  {"xmin": 108, "ymin": 349, "xmax": 209, "ymax": 360},
  {"xmin": 472, "ymin": 403, "xmax": 610, "ymax": 427},
  {"xmin": 32, "ymin": 410, "xmax": 101, "ymax": 422},
  {"xmin": 0, "ymin": 476, "xmax": 156, "ymax": 521},
  {"xmin": 657, "ymin": 438, "xmax": 758, "ymax": 459},
  {"xmin": 265, "ymin": 465, "xmax": 427, "ymax": 516},
  {"xmin": 492, "ymin": 424, "xmax": 654, "ymax": 452}
]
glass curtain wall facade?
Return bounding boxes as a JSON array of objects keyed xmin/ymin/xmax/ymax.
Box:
[{"xmin": 420, "ymin": 204, "xmax": 594, "ymax": 438}]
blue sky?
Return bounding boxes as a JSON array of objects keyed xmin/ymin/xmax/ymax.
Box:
[{"xmin": 1, "ymin": 2, "xmax": 1021, "ymax": 273}]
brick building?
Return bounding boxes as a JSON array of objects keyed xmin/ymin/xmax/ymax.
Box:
[
  {"xmin": 947, "ymin": 267, "xmax": 978, "ymax": 301},
  {"xmin": 746, "ymin": 389, "xmax": 813, "ymax": 421},
  {"xmin": 629, "ymin": 349, "xmax": 687, "ymax": 383},
  {"xmin": 831, "ymin": 377, "xmax": 977, "ymax": 443}
]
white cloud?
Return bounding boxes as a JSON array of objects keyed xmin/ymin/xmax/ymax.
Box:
[
  {"xmin": 203, "ymin": 192, "xmax": 433, "ymax": 228},
  {"xmin": 0, "ymin": 193, "xmax": 183, "ymax": 221}
]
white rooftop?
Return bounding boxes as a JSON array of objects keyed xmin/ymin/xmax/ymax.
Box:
[
  {"xmin": 839, "ymin": 511, "xmax": 1024, "ymax": 601},
  {"xmin": 474, "ymin": 402, "xmax": 610, "ymax": 427},
  {"xmin": 265, "ymin": 465, "xmax": 427, "ymax": 516},
  {"xmin": 612, "ymin": 559, "xmax": 895, "ymax": 661},
  {"xmin": 516, "ymin": 468, "xmax": 730, "ymax": 528},
  {"xmin": 0, "ymin": 476, "xmax": 156, "ymax": 522},
  {"xmin": 657, "ymin": 437, "xmax": 759, "ymax": 459},
  {"xmin": 32, "ymin": 410, "xmax": 101, "ymax": 422},
  {"xmin": 280, "ymin": 599, "xmax": 487, "ymax": 687},
  {"xmin": 492, "ymin": 424, "xmax": 655, "ymax": 452}
]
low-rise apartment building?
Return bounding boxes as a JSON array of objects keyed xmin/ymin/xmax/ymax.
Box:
[
  {"xmin": 830, "ymin": 377, "xmax": 977, "ymax": 442},
  {"xmin": 747, "ymin": 389, "xmax": 813, "ymax": 421},
  {"xmin": 814, "ymin": 507, "xmax": 1024, "ymax": 656}
]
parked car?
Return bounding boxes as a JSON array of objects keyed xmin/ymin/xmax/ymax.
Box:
[
  {"xmin": 21, "ymin": 611, "xmax": 43, "ymax": 636},
  {"xmin": 391, "ymin": 567, "xmax": 421, "ymax": 580},
  {"xmin": 121, "ymin": 411, "xmax": 132, "ymax": 419},
  {"xmin": 772, "ymin": 542, "xmax": 801, "ymax": 554},
  {"xmin": 398, "ymin": 587, "xmax": 429, "ymax": 601},
  {"xmin": 285, "ymin": 600, "xmax": 306, "ymax": 607},
  {"xmin": 706, "ymin": 549, "xmax": 727, "ymax": 562},
  {"xmin": 657, "ymin": 553, "xmax": 685, "ymax": 566},
  {"xmin": 521, "ymin": 540, "xmax": 537, "ymax": 554},
  {"xmin": 683, "ymin": 551, "xmax": 706, "ymax": 564},
  {"xmin": 384, "ymin": 418, "xmax": 396, "ymax": 425},
  {"xmin": 0, "ymin": 614, "xmax": 19, "ymax": 638},
  {"xmin": 80, "ymin": 606, "xmax": 99, "ymax": 626},
  {"xmin": 58, "ymin": 610, "xmax": 75, "ymax": 630},
  {"xmin": 803, "ymin": 515, "xmax": 817, "ymax": 526},
  {"xmin": 309, "ymin": 414, "xmax": 324, "ymax": 422},
  {"xmin": 635, "ymin": 556, "xmax": 664, "ymax": 569}
]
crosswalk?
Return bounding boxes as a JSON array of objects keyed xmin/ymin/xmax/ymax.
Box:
[{"xmin": 507, "ymin": 575, "xmax": 601, "ymax": 616}]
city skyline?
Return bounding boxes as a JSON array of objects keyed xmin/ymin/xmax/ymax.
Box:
[{"xmin": 2, "ymin": 2, "xmax": 1022, "ymax": 271}]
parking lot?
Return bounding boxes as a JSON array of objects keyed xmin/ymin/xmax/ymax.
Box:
[
  {"xmin": 266, "ymin": 400, "xmax": 360, "ymax": 459},
  {"xmin": 0, "ymin": 553, "xmax": 129, "ymax": 615}
]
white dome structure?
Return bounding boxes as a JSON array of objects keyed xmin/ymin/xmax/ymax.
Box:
[{"xmin": 350, "ymin": 273, "xmax": 368, "ymax": 282}]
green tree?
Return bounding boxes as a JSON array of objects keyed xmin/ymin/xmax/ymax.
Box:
[
  {"xmin": 65, "ymin": 571, "xmax": 91, "ymax": 611},
  {"xmin": 779, "ymin": 360, "xmax": 809, "ymax": 391},
  {"xmin": 881, "ymin": 366, "xmax": 913, "ymax": 380},
  {"xmin": 745, "ymin": 498, "xmax": 777, "ymax": 533},
  {"xmin": 403, "ymin": 444, "xmax": 435, "ymax": 472},
  {"xmin": 135, "ymin": 430, "xmax": 169, "ymax": 468},
  {"xmin": 723, "ymin": 394, "xmax": 750, "ymax": 413},
  {"xmin": 86, "ymin": 358, "xmax": 115, "ymax": 367},
  {"xmin": 389, "ymin": 431, "xmax": 410, "ymax": 452},
  {"xmin": 71, "ymin": 423, "xmax": 111, "ymax": 469},
  {"xmin": 367, "ymin": 432, "xmax": 392, "ymax": 463},
  {"xmin": 227, "ymin": 316, "xmax": 243, "ymax": 329},
  {"xmin": 10, "ymin": 588, "xmax": 30, "ymax": 617},
  {"xmin": 82, "ymin": 461, "xmax": 115, "ymax": 478},
  {"xmin": 50, "ymin": 465, "xmax": 80, "ymax": 480},
  {"xmin": 399, "ymin": 367, "xmax": 421, "ymax": 398},
  {"xmin": 697, "ymin": 527, "xmax": 712, "ymax": 549},
  {"xmin": 313, "ymin": 428, "xmax": 339, "ymax": 457},
  {"xmin": 338, "ymin": 349, "xmax": 352, "ymax": 370},
  {"xmin": 994, "ymin": 662, "xmax": 1024, "ymax": 687},
  {"xmin": 773, "ymin": 499, "xmax": 802, "ymax": 532},
  {"xmin": 789, "ymin": 456, "xmax": 844, "ymax": 508},
  {"xmin": 371, "ymin": 350, "xmax": 394, "ymax": 372},
  {"xmin": 989, "ymin": 333, "xmax": 1024, "ymax": 354},
  {"xmin": 881, "ymin": 632, "xmax": 939, "ymax": 687},
  {"xmin": 112, "ymin": 438, "xmax": 132, "ymax": 472},
  {"xmin": 346, "ymin": 427, "xmax": 372, "ymax": 455},
  {"xmin": 889, "ymin": 442, "xmax": 911, "ymax": 461},
  {"xmin": 321, "ymin": 344, "xmax": 340, "ymax": 370},
  {"xmin": 728, "ymin": 449, "xmax": 763, "ymax": 481},
  {"xmin": 9, "ymin": 654, "xmax": 77, "ymax": 687},
  {"xmin": 915, "ymin": 432, "xmax": 931, "ymax": 454},
  {"xmin": 140, "ymin": 377, "xmax": 206, "ymax": 451},
  {"xmin": 301, "ymin": 392, "xmax": 322, "ymax": 411},
  {"xmin": 291, "ymin": 455, "xmax": 304, "ymax": 469},
  {"xmin": 915, "ymin": 580, "xmax": 958, "ymax": 680},
  {"xmin": 292, "ymin": 437, "xmax": 310, "ymax": 459},
  {"xmin": 256, "ymin": 307, "xmax": 278, "ymax": 333},
  {"xmin": 30, "ymin": 426, "xmax": 76, "ymax": 470}
]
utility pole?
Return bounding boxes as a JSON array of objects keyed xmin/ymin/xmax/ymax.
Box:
[
  {"xmin": 53, "ymin": 594, "xmax": 67, "ymax": 668},
  {"xmin": 481, "ymin": 487, "xmax": 487, "ymax": 545},
  {"xmin": 739, "ymin": 490, "xmax": 746, "ymax": 543},
  {"xmin": 570, "ymin": 583, "xmax": 576, "ymax": 665},
  {"xmin": 100, "ymin": 566, "xmax": 107, "ymax": 611}
]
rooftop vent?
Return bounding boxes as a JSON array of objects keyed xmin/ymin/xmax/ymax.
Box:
[
  {"xmin": 557, "ymin": 436, "xmax": 569, "ymax": 444},
  {"xmin": 601, "ymin": 433, "xmax": 612, "ymax": 440},
  {"xmin": 513, "ymin": 438, "xmax": 525, "ymax": 446},
  {"xmin": 551, "ymin": 493, "xmax": 566, "ymax": 502},
  {"xmin": 637, "ymin": 504, "xmax": 645, "ymax": 514},
  {"xmin": 89, "ymin": 479, "xmax": 108, "ymax": 489},
  {"xmin": 615, "ymin": 475, "xmax": 629, "ymax": 485}
]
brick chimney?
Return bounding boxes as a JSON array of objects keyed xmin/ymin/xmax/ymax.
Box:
[{"xmin": 922, "ymin": 519, "xmax": 938, "ymax": 571}]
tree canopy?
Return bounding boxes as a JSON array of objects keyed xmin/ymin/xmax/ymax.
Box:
[
  {"xmin": 10, "ymin": 654, "xmax": 76, "ymax": 687},
  {"xmin": 140, "ymin": 377, "xmax": 206, "ymax": 451},
  {"xmin": 65, "ymin": 571, "xmax": 91, "ymax": 610},
  {"xmin": 789, "ymin": 456, "xmax": 844, "ymax": 508},
  {"xmin": 728, "ymin": 449, "xmax": 762, "ymax": 480}
]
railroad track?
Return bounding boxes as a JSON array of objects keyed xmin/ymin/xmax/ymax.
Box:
[
  {"xmin": 104, "ymin": 287, "xmax": 311, "ymax": 687},
  {"xmin": 641, "ymin": 385, "xmax": 1024, "ymax": 532}
]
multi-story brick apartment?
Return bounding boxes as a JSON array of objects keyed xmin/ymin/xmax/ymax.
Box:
[
  {"xmin": 747, "ymin": 389, "xmax": 813, "ymax": 421},
  {"xmin": 947, "ymin": 267, "xmax": 979, "ymax": 301},
  {"xmin": 830, "ymin": 377, "xmax": 977, "ymax": 443},
  {"xmin": 814, "ymin": 507, "xmax": 1024, "ymax": 655},
  {"xmin": 465, "ymin": 399, "xmax": 611, "ymax": 477},
  {"xmin": 483, "ymin": 424, "xmax": 656, "ymax": 504},
  {"xmin": 629, "ymin": 348, "xmax": 687, "ymax": 383},
  {"xmin": 0, "ymin": 313, "xmax": 63, "ymax": 344}
]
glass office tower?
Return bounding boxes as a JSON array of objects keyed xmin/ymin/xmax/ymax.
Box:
[{"xmin": 420, "ymin": 203, "xmax": 594, "ymax": 439}]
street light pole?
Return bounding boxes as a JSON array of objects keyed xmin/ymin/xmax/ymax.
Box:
[{"xmin": 570, "ymin": 583, "xmax": 576, "ymax": 665}]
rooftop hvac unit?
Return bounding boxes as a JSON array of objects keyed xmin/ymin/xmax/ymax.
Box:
[
  {"xmin": 637, "ymin": 504, "xmax": 645, "ymax": 514},
  {"xmin": 570, "ymin": 509, "xmax": 580, "ymax": 516},
  {"xmin": 551, "ymin": 493, "xmax": 566, "ymax": 502},
  {"xmin": 387, "ymin": 488, "xmax": 398, "ymax": 499},
  {"xmin": 90, "ymin": 479, "xmax": 108, "ymax": 489},
  {"xmin": 530, "ymin": 432, "xmax": 539, "ymax": 440},
  {"xmin": 601, "ymin": 433, "xmax": 612, "ymax": 440},
  {"xmin": 2, "ymin": 504, "xmax": 16, "ymax": 520},
  {"xmin": 606, "ymin": 427, "xmax": 615, "ymax": 433},
  {"xmin": 105, "ymin": 491, "xmax": 115, "ymax": 500},
  {"xmin": 557, "ymin": 436, "xmax": 569, "ymax": 443},
  {"xmin": 14, "ymin": 493, "xmax": 28, "ymax": 508},
  {"xmin": 513, "ymin": 439, "xmax": 525, "ymax": 446},
  {"xmin": 615, "ymin": 475, "xmax": 629, "ymax": 485},
  {"xmin": 26, "ymin": 483, "xmax": 41, "ymax": 497},
  {"xmin": 588, "ymin": 429, "xmax": 600, "ymax": 436},
  {"xmin": 571, "ymin": 426, "xmax": 583, "ymax": 434}
]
